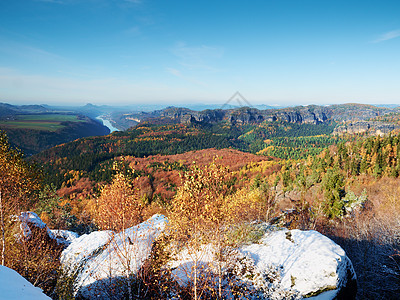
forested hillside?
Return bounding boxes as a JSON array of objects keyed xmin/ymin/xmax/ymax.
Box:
[{"xmin": 32, "ymin": 118, "xmax": 338, "ymax": 189}]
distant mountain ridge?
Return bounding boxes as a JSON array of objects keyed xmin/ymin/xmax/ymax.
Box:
[
  {"xmin": 30, "ymin": 102, "xmax": 400, "ymax": 190},
  {"xmin": 116, "ymin": 103, "xmax": 395, "ymax": 129},
  {"xmin": 0, "ymin": 103, "xmax": 50, "ymax": 117}
]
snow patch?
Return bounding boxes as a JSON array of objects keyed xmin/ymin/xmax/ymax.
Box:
[
  {"xmin": 0, "ymin": 265, "xmax": 50, "ymax": 300},
  {"xmin": 169, "ymin": 227, "xmax": 356, "ymax": 299},
  {"xmin": 16, "ymin": 212, "xmax": 55, "ymax": 240},
  {"xmin": 168, "ymin": 244, "xmax": 216, "ymax": 285},
  {"xmin": 241, "ymin": 228, "xmax": 356, "ymax": 299},
  {"xmin": 61, "ymin": 214, "xmax": 167, "ymax": 297}
]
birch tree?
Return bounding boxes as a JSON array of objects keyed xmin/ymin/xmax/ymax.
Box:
[
  {"xmin": 0, "ymin": 130, "xmax": 40, "ymax": 266},
  {"xmin": 95, "ymin": 170, "xmax": 144, "ymax": 299},
  {"xmin": 169, "ymin": 161, "xmax": 236, "ymax": 299}
]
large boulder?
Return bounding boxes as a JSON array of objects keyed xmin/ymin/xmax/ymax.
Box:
[
  {"xmin": 61, "ymin": 214, "xmax": 167, "ymax": 298},
  {"xmin": 241, "ymin": 228, "xmax": 357, "ymax": 299},
  {"xmin": 15, "ymin": 211, "xmax": 78, "ymax": 246},
  {"xmin": 16, "ymin": 212, "xmax": 56, "ymax": 240},
  {"xmin": 169, "ymin": 227, "xmax": 357, "ymax": 299}
]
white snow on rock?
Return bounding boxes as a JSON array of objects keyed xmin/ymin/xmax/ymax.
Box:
[
  {"xmin": 168, "ymin": 227, "xmax": 356, "ymax": 299},
  {"xmin": 15, "ymin": 212, "xmax": 80, "ymax": 246},
  {"xmin": 61, "ymin": 214, "xmax": 167, "ymax": 297},
  {"xmin": 61, "ymin": 229, "xmax": 112, "ymax": 266},
  {"xmin": 16, "ymin": 212, "xmax": 55, "ymax": 240},
  {"xmin": 50, "ymin": 229, "xmax": 79, "ymax": 245},
  {"xmin": 241, "ymin": 228, "xmax": 356, "ymax": 299},
  {"xmin": 0, "ymin": 265, "xmax": 50, "ymax": 300},
  {"xmin": 59, "ymin": 215, "xmax": 355, "ymax": 299},
  {"xmin": 168, "ymin": 244, "xmax": 216, "ymax": 285}
]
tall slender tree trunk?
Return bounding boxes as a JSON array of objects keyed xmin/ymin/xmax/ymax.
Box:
[
  {"xmin": 126, "ymin": 267, "xmax": 133, "ymax": 300},
  {"xmin": 194, "ymin": 259, "xmax": 198, "ymax": 300},
  {"xmin": 193, "ymin": 220, "xmax": 198, "ymax": 300},
  {"xmin": 216, "ymin": 228, "xmax": 222, "ymax": 299},
  {"xmin": 0, "ymin": 190, "xmax": 5, "ymax": 266},
  {"xmin": 218, "ymin": 259, "xmax": 222, "ymax": 299},
  {"xmin": 122, "ymin": 208, "xmax": 133, "ymax": 300}
]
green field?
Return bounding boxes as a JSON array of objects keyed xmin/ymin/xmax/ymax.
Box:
[{"xmin": 0, "ymin": 114, "xmax": 83, "ymax": 131}]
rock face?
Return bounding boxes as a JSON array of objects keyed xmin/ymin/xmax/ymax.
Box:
[
  {"xmin": 333, "ymin": 121, "xmax": 400, "ymax": 136},
  {"xmin": 156, "ymin": 106, "xmax": 331, "ymax": 125},
  {"xmin": 113, "ymin": 103, "xmax": 398, "ymax": 130},
  {"xmin": 134, "ymin": 103, "xmax": 395, "ymax": 127}
]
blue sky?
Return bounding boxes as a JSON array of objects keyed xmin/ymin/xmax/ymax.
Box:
[{"xmin": 1, "ymin": 0, "xmax": 400, "ymax": 106}]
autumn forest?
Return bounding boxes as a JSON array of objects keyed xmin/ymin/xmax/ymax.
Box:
[{"xmin": 1, "ymin": 103, "xmax": 400, "ymax": 299}]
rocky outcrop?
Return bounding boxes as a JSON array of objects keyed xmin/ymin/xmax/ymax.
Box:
[
  {"xmin": 156, "ymin": 106, "xmax": 331, "ymax": 125},
  {"xmin": 61, "ymin": 214, "xmax": 167, "ymax": 299},
  {"xmin": 169, "ymin": 227, "xmax": 357, "ymax": 300},
  {"xmin": 273, "ymin": 106, "xmax": 329, "ymax": 124},
  {"xmin": 14, "ymin": 211, "xmax": 77, "ymax": 247},
  {"xmin": 19, "ymin": 211, "xmax": 355, "ymax": 299},
  {"xmin": 241, "ymin": 228, "xmax": 357, "ymax": 299},
  {"xmin": 110, "ymin": 103, "xmax": 399, "ymax": 130},
  {"xmin": 118, "ymin": 103, "xmax": 397, "ymax": 128},
  {"xmin": 161, "ymin": 108, "xmax": 226, "ymax": 124},
  {"xmin": 333, "ymin": 121, "xmax": 400, "ymax": 136}
]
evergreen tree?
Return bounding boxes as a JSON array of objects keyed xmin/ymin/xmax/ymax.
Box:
[{"xmin": 321, "ymin": 168, "xmax": 345, "ymax": 219}]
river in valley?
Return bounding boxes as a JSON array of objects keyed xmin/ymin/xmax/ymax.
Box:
[{"xmin": 96, "ymin": 116, "xmax": 120, "ymax": 133}]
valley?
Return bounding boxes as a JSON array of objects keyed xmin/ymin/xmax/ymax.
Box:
[
  {"xmin": 3, "ymin": 1, "xmax": 399, "ymax": 299},
  {"xmin": 1, "ymin": 101, "xmax": 400, "ymax": 299},
  {"xmin": 0, "ymin": 103, "xmax": 110, "ymax": 155}
]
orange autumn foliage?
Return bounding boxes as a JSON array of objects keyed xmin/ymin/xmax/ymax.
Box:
[{"xmin": 96, "ymin": 172, "xmax": 143, "ymax": 232}]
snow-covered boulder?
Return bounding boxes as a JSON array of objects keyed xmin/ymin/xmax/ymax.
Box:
[
  {"xmin": 61, "ymin": 214, "xmax": 167, "ymax": 298},
  {"xmin": 169, "ymin": 227, "xmax": 356, "ymax": 299},
  {"xmin": 16, "ymin": 212, "xmax": 56, "ymax": 240},
  {"xmin": 14, "ymin": 211, "xmax": 80, "ymax": 247},
  {"xmin": 0, "ymin": 265, "xmax": 50, "ymax": 300},
  {"xmin": 241, "ymin": 228, "xmax": 357, "ymax": 299}
]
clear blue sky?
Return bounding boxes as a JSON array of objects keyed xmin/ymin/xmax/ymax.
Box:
[{"xmin": 1, "ymin": 0, "xmax": 400, "ymax": 106}]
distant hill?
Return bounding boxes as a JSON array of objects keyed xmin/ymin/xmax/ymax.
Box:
[
  {"xmin": 0, "ymin": 103, "xmax": 50, "ymax": 117},
  {"xmin": 0, "ymin": 103, "xmax": 110, "ymax": 155},
  {"xmin": 3, "ymin": 102, "xmax": 399, "ymax": 156}
]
